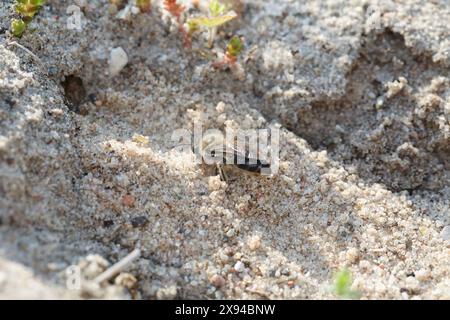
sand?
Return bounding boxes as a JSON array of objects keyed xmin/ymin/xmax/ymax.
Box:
[{"xmin": 0, "ymin": 0, "xmax": 449, "ymax": 299}]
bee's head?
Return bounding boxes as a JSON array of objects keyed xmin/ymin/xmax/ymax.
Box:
[{"xmin": 201, "ymin": 130, "xmax": 225, "ymax": 151}]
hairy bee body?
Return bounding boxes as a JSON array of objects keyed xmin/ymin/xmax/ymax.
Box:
[{"xmin": 200, "ymin": 131, "xmax": 271, "ymax": 180}]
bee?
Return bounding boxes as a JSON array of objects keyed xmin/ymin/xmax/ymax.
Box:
[{"xmin": 198, "ymin": 131, "xmax": 272, "ymax": 181}]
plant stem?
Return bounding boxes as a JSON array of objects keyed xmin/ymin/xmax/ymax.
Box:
[{"xmin": 208, "ymin": 27, "xmax": 217, "ymax": 48}]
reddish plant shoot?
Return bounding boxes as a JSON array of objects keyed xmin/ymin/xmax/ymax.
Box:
[{"xmin": 164, "ymin": 0, "xmax": 191, "ymax": 48}]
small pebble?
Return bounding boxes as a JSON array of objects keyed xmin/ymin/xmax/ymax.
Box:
[
  {"xmin": 115, "ymin": 272, "xmax": 137, "ymax": 289},
  {"xmin": 346, "ymin": 248, "xmax": 360, "ymax": 264},
  {"xmin": 441, "ymin": 226, "xmax": 450, "ymax": 241},
  {"xmin": 234, "ymin": 261, "xmax": 245, "ymax": 273},
  {"xmin": 248, "ymin": 235, "xmax": 261, "ymax": 251},
  {"xmin": 219, "ymin": 252, "xmax": 229, "ymax": 263},
  {"xmin": 131, "ymin": 6, "xmax": 140, "ymax": 15},
  {"xmin": 131, "ymin": 216, "xmax": 149, "ymax": 228},
  {"xmin": 109, "ymin": 47, "xmax": 129, "ymax": 76},
  {"xmin": 226, "ymin": 229, "xmax": 235, "ymax": 237},
  {"xmin": 122, "ymin": 194, "xmax": 135, "ymax": 207},
  {"xmin": 210, "ymin": 274, "xmax": 226, "ymax": 288},
  {"xmin": 156, "ymin": 285, "xmax": 177, "ymax": 300},
  {"xmin": 49, "ymin": 108, "xmax": 64, "ymax": 117},
  {"xmin": 216, "ymin": 101, "xmax": 226, "ymax": 113},
  {"xmin": 375, "ymin": 96, "xmax": 384, "ymax": 109}
]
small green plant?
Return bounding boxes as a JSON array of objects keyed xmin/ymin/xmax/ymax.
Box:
[
  {"xmin": 110, "ymin": 0, "xmax": 244, "ymax": 75},
  {"xmin": 225, "ymin": 35, "xmax": 243, "ymax": 62},
  {"xmin": 11, "ymin": 18, "xmax": 27, "ymax": 37},
  {"xmin": 212, "ymin": 35, "xmax": 243, "ymax": 69},
  {"xmin": 11, "ymin": 0, "xmax": 46, "ymax": 37},
  {"xmin": 332, "ymin": 268, "xmax": 361, "ymax": 299},
  {"xmin": 188, "ymin": 0, "xmax": 237, "ymax": 48},
  {"xmin": 15, "ymin": 0, "xmax": 45, "ymax": 20}
]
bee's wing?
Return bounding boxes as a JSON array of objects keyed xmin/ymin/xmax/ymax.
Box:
[
  {"xmin": 205, "ymin": 142, "xmax": 272, "ymax": 175},
  {"xmin": 205, "ymin": 141, "xmax": 270, "ymax": 165},
  {"xmin": 204, "ymin": 143, "xmax": 248, "ymax": 164}
]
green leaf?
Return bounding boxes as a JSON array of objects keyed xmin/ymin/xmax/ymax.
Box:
[
  {"xmin": 11, "ymin": 19, "xmax": 27, "ymax": 37},
  {"xmin": 15, "ymin": 0, "xmax": 44, "ymax": 18},
  {"xmin": 332, "ymin": 268, "xmax": 361, "ymax": 299},
  {"xmin": 209, "ymin": 0, "xmax": 226, "ymax": 17},
  {"xmin": 226, "ymin": 35, "xmax": 243, "ymax": 58},
  {"xmin": 188, "ymin": 12, "xmax": 237, "ymax": 28}
]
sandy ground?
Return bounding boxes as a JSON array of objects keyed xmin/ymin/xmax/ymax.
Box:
[{"xmin": 0, "ymin": 0, "xmax": 449, "ymax": 299}]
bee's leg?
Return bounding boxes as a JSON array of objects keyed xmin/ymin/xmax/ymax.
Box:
[
  {"xmin": 217, "ymin": 164, "xmax": 228, "ymax": 182},
  {"xmin": 201, "ymin": 162, "xmax": 217, "ymax": 177}
]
